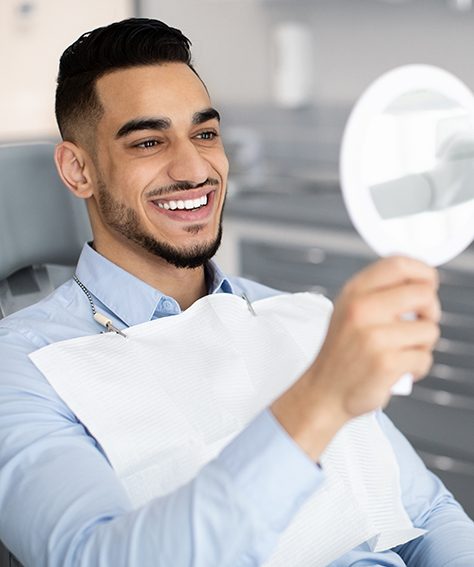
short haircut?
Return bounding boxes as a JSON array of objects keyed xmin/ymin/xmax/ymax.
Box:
[{"xmin": 55, "ymin": 18, "xmax": 195, "ymax": 144}]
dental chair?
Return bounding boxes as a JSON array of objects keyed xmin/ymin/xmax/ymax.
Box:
[{"xmin": 0, "ymin": 142, "xmax": 92, "ymax": 566}]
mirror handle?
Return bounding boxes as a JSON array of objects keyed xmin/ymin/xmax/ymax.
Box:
[{"xmin": 391, "ymin": 373, "xmax": 413, "ymax": 396}]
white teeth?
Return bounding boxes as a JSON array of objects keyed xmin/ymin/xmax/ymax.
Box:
[{"xmin": 158, "ymin": 194, "xmax": 209, "ymax": 211}]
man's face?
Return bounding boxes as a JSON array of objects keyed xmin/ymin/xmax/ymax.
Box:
[{"xmin": 90, "ymin": 63, "xmax": 229, "ymax": 268}]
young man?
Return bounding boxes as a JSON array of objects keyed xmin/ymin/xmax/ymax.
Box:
[{"xmin": 0, "ymin": 18, "xmax": 473, "ymax": 567}]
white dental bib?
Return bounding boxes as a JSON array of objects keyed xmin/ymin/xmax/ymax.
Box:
[{"xmin": 30, "ymin": 292, "xmax": 424, "ymax": 566}]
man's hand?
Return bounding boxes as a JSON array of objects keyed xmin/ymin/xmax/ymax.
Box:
[{"xmin": 271, "ymin": 256, "xmax": 441, "ymax": 461}]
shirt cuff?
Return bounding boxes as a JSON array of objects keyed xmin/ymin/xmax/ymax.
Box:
[{"xmin": 216, "ymin": 409, "xmax": 325, "ymax": 533}]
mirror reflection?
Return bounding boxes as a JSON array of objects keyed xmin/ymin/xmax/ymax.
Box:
[
  {"xmin": 340, "ymin": 66, "xmax": 474, "ymax": 396},
  {"xmin": 355, "ymin": 86, "xmax": 474, "ymax": 260},
  {"xmin": 368, "ymin": 91, "xmax": 474, "ymax": 217}
]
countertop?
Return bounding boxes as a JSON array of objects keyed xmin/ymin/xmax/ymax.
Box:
[{"xmin": 224, "ymin": 182, "xmax": 354, "ymax": 231}]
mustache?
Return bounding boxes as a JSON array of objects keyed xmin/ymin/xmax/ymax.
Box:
[{"xmin": 146, "ymin": 178, "xmax": 220, "ymax": 199}]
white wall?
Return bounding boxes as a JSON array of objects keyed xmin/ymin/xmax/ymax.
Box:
[{"xmin": 141, "ymin": 0, "xmax": 272, "ymax": 104}]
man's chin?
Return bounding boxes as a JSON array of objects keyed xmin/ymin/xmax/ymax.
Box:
[{"xmin": 134, "ymin": 228, "xmax": 223, "ymax": 270}]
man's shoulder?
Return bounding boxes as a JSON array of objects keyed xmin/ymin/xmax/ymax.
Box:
[
  {"xmin": 226, "ymin": 275, "xmax": 285, "ymax": 302},
  {"xmin": 227, "ymin": 275, "xmax": 333, "ymax": 309},
  {"xmin": 0, "ymin": 278, "xmax": 93, "ymax": 350}
]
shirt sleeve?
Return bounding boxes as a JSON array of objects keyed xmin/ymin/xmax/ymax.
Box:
[
  {"xmin": 0, "ymin": 327, "xmax": 323, "ymax": 567},
  {"xmin": 378, "ymin": 411, "xmax": 474, "ymax": 566}
]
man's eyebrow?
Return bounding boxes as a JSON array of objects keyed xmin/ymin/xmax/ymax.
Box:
[
  {"xmin": 114, "ymin": 108, "xmax": 220, "ymax": 139},
  {"xmin": 192, "ymin": 108, "xmax": 221, "ymax": 125},
  {"xmin": 115, "ymin": 117, "xmax": 171, "ymax": 139}
]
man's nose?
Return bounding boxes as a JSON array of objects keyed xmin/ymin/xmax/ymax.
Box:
[{"xmin": 167, "ymin": 140, "xmax": 210, "ymax": 185}]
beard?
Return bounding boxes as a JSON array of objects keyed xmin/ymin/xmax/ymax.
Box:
[{"xmin": 96, "ymin": 179, "xmax": 224, "ymax": 269}]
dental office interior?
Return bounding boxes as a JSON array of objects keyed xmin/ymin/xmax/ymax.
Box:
[{"xmin": 1, "ymin": 0, "xmax": 474, "ymax": 526}]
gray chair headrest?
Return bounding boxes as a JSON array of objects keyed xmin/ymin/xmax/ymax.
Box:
[{"xmin": 0, "ymin": 142, "xmax": 92, "ymax": 280}]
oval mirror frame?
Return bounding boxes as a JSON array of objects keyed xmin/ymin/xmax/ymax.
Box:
[{"xmin": 340, "ymin": 64, "xmax": 474, "ymax": 266}]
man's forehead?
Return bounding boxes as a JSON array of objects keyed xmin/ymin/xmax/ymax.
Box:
[{"xmin": 96, "ymin": 63, "xmax": 211, "ymax": 125}]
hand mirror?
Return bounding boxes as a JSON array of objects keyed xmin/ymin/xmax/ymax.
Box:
[{"xmin": 340, "ymin": 65, "xmax": 474, "ymax": 395}]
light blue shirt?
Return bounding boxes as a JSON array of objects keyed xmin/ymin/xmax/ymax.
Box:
[{"xmin": 0, "ymin": 243, "xmax": 473, "ymax": 567}]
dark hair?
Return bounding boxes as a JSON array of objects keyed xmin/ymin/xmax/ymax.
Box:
[{"xmin": 55, "ymin": 18, "xmax": 195, "ymax": 143}]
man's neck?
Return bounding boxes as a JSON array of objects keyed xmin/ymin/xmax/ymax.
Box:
[{"xmin": 91, "ymin": 239, "xmax": 208, "ymax": 311}]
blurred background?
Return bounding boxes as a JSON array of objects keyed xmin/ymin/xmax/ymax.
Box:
[{"xmin": 1, "ymin": 0, "xmax": 474, "ymax": 518}]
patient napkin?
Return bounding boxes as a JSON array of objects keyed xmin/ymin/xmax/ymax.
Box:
[{"xmin": 30, "ymin": 292, "xmax": 424, "ymax": 565}]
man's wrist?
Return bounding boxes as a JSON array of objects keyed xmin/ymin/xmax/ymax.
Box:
[{"xmin": 270, "ymin": 367, "xmax": 348, "ymax": 462}]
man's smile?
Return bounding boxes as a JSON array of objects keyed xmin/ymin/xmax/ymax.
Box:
[
  {"xmin": 148, "ymin": 188, "xmax": 217, "ymax": 222},
  {"xmin": 157, "ymin": 195, "xmax": 207, "ymax": 211}
]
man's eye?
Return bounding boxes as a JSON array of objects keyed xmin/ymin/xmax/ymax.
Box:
[
  {"xmin": 196, "ymin": 131, "xmax": 218, "ymax": 141},
  {"xmin": 135, "ymin": 140, "xmax": 161, "ymax": 149}
]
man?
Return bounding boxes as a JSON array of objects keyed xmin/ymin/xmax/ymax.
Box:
[{"xmin": 0, "ymin": 18, "xmax": 473, "ymax": 567}]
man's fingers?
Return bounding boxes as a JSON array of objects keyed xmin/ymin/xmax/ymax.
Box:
[
  {"xmin": 391, "ymin": 349, "xmax": 434, "ymax": 382},
  {"xmin": 345, "ymin": 256, "xmax": 439, "ymax": 295},
  {"xmin": 348, "ymin": 283, "xmax": 441, "ymax": 325},
  {"xmin": 312, "ymin": 255, "xmax": 441, "ymax": 420},
  {"xmin": 363, "ymin": 320, "xmax": 440, "ymax": 354}
]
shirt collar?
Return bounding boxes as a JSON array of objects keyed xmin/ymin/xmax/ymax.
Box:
[
  {"xmin": 206, "ymin": 259, "xmax": 234, "ymax": 295},
  {"xmin": 75, "ymin": 243, "xmax": 234, "ymax": 327}
]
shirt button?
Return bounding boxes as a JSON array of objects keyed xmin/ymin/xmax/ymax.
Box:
[{"xmin": 162, "ymin": 299, "xmax": 173, "ymax": 312}]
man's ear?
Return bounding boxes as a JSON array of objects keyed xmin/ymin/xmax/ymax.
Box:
[{"xmin": 55, "ymin": 141, "xmax": 95, "ymax": 199}]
